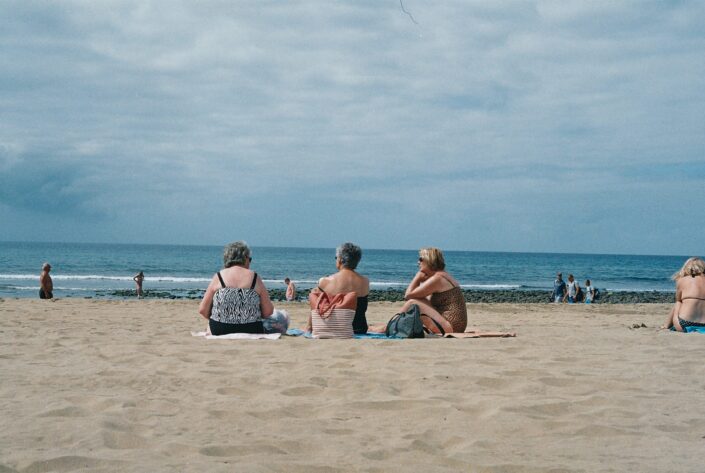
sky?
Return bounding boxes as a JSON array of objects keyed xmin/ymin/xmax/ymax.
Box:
[{"xmin": 1, "ymin": 1, "xmax": 704, "ymax": 255}]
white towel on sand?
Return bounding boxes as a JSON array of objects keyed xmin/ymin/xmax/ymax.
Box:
[{"xmin": 191, "ymin": 331, "xmax": 281, "ymax": 340}]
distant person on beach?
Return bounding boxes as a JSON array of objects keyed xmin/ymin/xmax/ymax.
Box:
[
  {"xmin": 662, "ymin": 257, "xmax": 705, "ymax": 332},
  {"xmin": 584, "ymin": 279, "xmax": 595, "ymax": 304},
  {"xmin": 39, "ymin": 262, "xmax": 53, "ymax": 299},
  {"xmin": 371, "ymin": 247, "xmax": 467, "ymax": 335},
  {"xmin": 563, "ymin": 274, "xmax": 581, "ymax": 303},
  {"xmin": 199, "ymin": 241, "xmax": 275, "ymax": 335},
  {"xmin": 305, "ymin": 242, "xmax": 370, "ymax": 334},
  {"xmin": 285, "ymin": 277, "xmax": 296, "ymax": 301},
  {"xmin": 133, "ymin": 271, "xmax": 144, "ymax": 298},
  {"xmin": 552, "ymin": 273, "xmax": 566, "ymax": 303}
]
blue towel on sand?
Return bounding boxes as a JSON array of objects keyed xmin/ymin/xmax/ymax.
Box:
[
  {"xmin": 669, "ymin": 326, "xmax": 705, "ymax": 334},
  {"xmin": 685, "ymin": 326, "xmax": 705, "ymax": 334},
  {"xmin": 285, "ymin": 329, "xmax": 396, "ymax": 339}
]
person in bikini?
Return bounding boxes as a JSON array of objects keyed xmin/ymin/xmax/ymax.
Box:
[{"xmin": 662, "ymin": 257, "xmax": 705, "ymax": 331}]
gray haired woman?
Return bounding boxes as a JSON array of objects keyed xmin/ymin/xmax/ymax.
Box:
[
  {"xmin": 305, "ymin": 242, "xmax": 370, "ymax": 334},
  {"xmin": 199, "ymin": 241, "xmax": 275, "ymax": 335}
]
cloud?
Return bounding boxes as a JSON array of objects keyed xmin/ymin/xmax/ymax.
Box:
[
  {"xmin": 1, "ymin": 1, "xmax": 704, "ymax": 253},
  {"xmin": 0, "ymin": 146, "xmax": 103, "ymax": 217}
]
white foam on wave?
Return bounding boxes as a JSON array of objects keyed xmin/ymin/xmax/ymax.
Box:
[
  {"xmin": 261, "ymin": 279, "xmax": 321, "ymax": 285},
  {"xmin": 0, "ymin": 274, "xmax": 210, "ymax": 283},
  {"xmin": 460, "ymin": 284, "xmax": 522, "ymax": 290},
  {"xmin": 8, "ymin": 286, "xmax": 93, "ymax": 291}
]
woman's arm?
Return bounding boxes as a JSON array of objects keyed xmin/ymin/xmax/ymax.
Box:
[
  {"xmin": 256, "ymin": 276, "xmax": 274, "ymax": 318},
  {"xmin": 405, "ymin": 272, "xmax": 441, "ymax": 300},
  {"xmin": 198, "ymin": 276, "xmax": 218, "ymax": 320},
  {"xmin": 663, "ymin": 284, "xmax": 682, "ymax": 329}
]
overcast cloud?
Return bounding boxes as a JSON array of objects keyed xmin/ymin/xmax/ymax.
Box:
[{"xmin": 1, "ymin": 0, "xmax": 704, "ymax": 254}]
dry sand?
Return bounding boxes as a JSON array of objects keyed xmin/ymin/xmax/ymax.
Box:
[{"xmin": 1, "ymin": 298, "xmax": 703, "ymax": 472}]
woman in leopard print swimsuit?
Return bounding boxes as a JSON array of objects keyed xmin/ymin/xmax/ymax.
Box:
[{"xmin": 369, "ymin": 247, "xmax": 467, "ymax": 335}]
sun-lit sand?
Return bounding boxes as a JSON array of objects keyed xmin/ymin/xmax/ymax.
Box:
[{"xmin": 1, "ymin": 298, "xmax": 703, "ymax": 472}]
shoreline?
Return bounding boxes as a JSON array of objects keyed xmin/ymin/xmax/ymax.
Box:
[{"xmin": 5, "ymin": 288, "xmax": 676, "ymax": 303}]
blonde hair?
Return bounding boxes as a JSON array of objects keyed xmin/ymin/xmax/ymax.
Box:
[
  {"xmin": 419, "ymin": 247, "xmax": 445, "ymax": 271},
  {"xmin": 672, "ymin": 257, "xmax": 705, "ymax": 280}
]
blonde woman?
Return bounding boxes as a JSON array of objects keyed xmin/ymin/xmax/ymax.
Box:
[
  {"xmin": 370, "ymin": 247, "xmax": 467, "ymax": 334},
  {"xmin": 662, "ymin": 257, "xmax": 705, "ymax": 331}
]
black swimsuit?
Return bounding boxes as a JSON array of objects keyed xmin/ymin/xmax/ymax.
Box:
[
  {"xmin": 209, "ymin": 272, "xmax": 264, "ymax": 335},
  {"xmin": 353, "ymin": 295, "xmax": 369, "ymax": 334},
  {"xmin": 678, "ymin": 317, "xmax": 705, "ymax": 329}
]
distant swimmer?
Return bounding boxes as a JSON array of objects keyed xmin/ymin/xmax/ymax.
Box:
[
  {"xmin": 39, "ymin": 262, "xmax": 53, "ymax": 299},
  {"xmin": 285, "ymin": 277, "xmax": 296, "ymax": 301},
  {"xmin": 133, "ymin": 271, "xmax": 144, "ymax": 298}
]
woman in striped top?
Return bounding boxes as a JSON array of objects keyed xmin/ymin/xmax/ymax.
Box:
[{"xmin": 199, "ymin": 241, "xmax": 274, "ymax": 335}]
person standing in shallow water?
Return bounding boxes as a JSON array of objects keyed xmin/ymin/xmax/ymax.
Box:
[
  {"xmin": 133, "ymin": 271, "xmax": 144, "ymax": 298},
  {"xmin": 39, "ymin": 263, "xmax": 53, "ymax": 299},
  {"xmin": 285, "ymin": 277, "xmax": 296, "ymax": 301}
]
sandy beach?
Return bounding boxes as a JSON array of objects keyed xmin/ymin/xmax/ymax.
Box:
[{"xmin": 1, "ymin": 298, "xmax": 703, "ymax": 472}]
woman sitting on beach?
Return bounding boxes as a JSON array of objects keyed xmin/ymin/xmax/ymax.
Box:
[
  {"xmin": 662, "ymin": 257, "xmax": 705, "ymax": 332},
  {"xmin": 199, "ymin": 241, "xmax": 274, "ymax": 335},
  {"xmin": 370, "ymin": 247, "xmax": 467, "ymax": 335},
  {"xmin": 305, "ymin": 242, "xmax": 370, "ymax": 334}
]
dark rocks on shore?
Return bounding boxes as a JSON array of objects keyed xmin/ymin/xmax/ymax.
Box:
[
  {"xmin": 268, "ymin": 288, "xmax": 675, "ymax": 304},
  {"xmin": 98, "ymin": 287, "xmax": 674, "ymax": 303}
]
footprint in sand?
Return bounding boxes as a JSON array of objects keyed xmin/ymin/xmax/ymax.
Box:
[
  {"xmin": 362, "ymin": 450, "xmax": 392, "ymax": 461},
  {"xmin": 216, "ymin": 386, "xmax": 246, "ymax": 396},
  {"xmin": 38, "ymin": 406, "xmax": 87, "ymax": 417},
  {"xmin": 200, "ymin": 444, "xmax": 287, "ymax": 457},
  {"xmin": 102, "ymin": 430, "xmax": 148, "ymax": 449},
  {"xmin": 538, "ymin": 376, "xmax": 576, "ymax": 387},
  {"xmin": 21, "ymin": 456, "xmax": 119, "ymax": 473},
  {"xmin": 474, "ymin": 376, "xmax": 516, "ymax": 389},
  {"xmin": 280, "ymin": 386, "xmax": 323, "ymax": 397}
]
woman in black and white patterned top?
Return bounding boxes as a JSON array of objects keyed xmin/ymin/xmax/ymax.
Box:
[{"xmin": 199, "ymin": 241, "xmax": 274, "ymax": 335}]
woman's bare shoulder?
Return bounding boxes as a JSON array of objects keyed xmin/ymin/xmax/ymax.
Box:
[{"xmin": 436, "ymin": 271, "xmax": 459, "ymax": 286}]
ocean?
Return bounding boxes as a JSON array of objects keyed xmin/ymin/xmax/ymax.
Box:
[{"xmin": 0, "ymin": 241, "xmax": 690, "ymax": 299}]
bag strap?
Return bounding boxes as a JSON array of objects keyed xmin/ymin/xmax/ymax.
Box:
[
  {"xmin": 217, "ymin": 272, "xmax": 226, "ymax": 288},
  {"xmin": 420, "ymin": 314, "xmax": 446, "ymax": 336},
  {"xmin": 385, "ymin": 313, "xmax": 402, "ymax": 336}
]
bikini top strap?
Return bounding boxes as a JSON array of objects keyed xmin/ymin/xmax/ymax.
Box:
[
  {"xmin": 217, "ymin": 272, "xmax": 226, "ymax": 288},
  {"xmin": 250, "ymin": 272, "xmax": 258, "ymax": 290}
]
